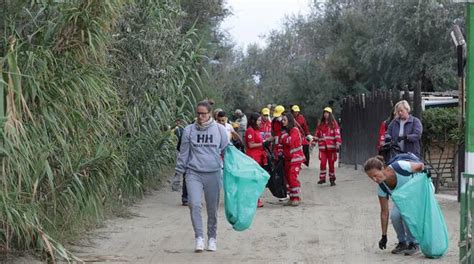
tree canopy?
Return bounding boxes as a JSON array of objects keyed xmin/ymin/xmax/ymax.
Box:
[{"xmin": 215, "ymin": 0, "xmax": 464, "ymax": 120}]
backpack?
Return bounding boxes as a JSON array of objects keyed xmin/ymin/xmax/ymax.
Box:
[{"xmin": 379, "ymin": 152, "xmax": 422, "ymax": 197}]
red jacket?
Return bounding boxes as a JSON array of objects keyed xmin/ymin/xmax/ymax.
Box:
[
  {"xmin": 260, "ymin": 118, "xmax": 272, "ymax": 141},
  {"xmin": 376, "ymin": 121, "xmax": 387, "ymax": 151},
  {"xmin": 315, "ymin": 121, "xmax": 342, "ymax": 150},
  {"xmin": 272, "ymin": 119, "xmax": 284, "ymax": 157},
  {"xmin": 294, "ymin": 114, "xmax": 309, "ymax": 145},
  {"xmin": 281, "ymin": 127, "xmax": 306, "ymax": 165},
  {"xmin": 245, "ymin": 127, "xmax": 267, "ymax": 166}
]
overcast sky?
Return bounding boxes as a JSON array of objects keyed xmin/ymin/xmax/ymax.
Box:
[{"xmin": 221, "ymin": 0, "xmax": 312, "ymax": 50}]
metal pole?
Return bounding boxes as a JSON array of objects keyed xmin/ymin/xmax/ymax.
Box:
[
  {"xmin": 459, "ymin": 44, "xmax": 466, "ymax": 127},
  {"xmin": 460, "ymin": 174, "xmax": 468, "ymax": 262},
  {"xmin": 461, "ymin": 3, "xmax": 474, "ymax": 263},
  {"xmin": 465, "ymin": 3, "xmax": 474, "ymax": 175},
  {"xmin": 460, "ymin": 173, "xmax": 474, "ymax": 263}
]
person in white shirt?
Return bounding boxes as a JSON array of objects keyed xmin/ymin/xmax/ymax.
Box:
[
  {"xmin": 234, "ymin": 109, "xmax": 247, "ymax": 140},
  {"xmin": 216, "ymin": 111, "xmax": 241, "ymax": 143}
]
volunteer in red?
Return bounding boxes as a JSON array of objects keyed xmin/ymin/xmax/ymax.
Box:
[
  {"xmin": 377, "ymin": 111, "xmax": 396, "ymax": 151},
  {"xmin": 245, "ymin": 112, "xmax": 270, "ymax": 208},
  {"xmin": 271, "ymin": 105, "xmax": 285, "ymax": 159},
  {"xmin": 291, "ymin": 105, "xmax": 311, "ymax": 167},
  {"xmin": 314, "ymin": 107, "xmax": 342, "ymax": 186},
  {"xmin": 260, "ymin": 107, "xmax": 272, "ymax": 141},
  {"xmin": 280, "ymin": 112, "xmax": 306, "ymax": 206}
]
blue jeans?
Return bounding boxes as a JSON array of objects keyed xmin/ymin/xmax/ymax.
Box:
[{"xmin": 391, "ymin": 205, "xmax": 417, "ymax": 244}]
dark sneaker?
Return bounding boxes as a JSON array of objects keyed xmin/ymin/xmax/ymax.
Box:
[
  {"xmin": 278, "ymin": 195, "xmax": 290, "ymax": 202},
  {"xmin": 330, "ymin": 181, "xmax": 336, "ymax": 186},
  {"xmin": 404, "ymin": 243, "xmax": 419, "ymax": 256},
  {"xmin": 182, "ymin": 201, "xmax": 188, "ymax": 206},
  {"xmin": 391, "ymin": 242, "xmax": 407, "ymax": 254},
  {"xmin": 317, "ymin": 180, "xmax": 326, "ymax": 184}
]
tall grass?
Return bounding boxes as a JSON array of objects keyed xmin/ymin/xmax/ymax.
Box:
[
  {"xmin": 113, "ymin": 0, "xmax": 203, "ymax": 194},
  {"xmin": 0, "ymin": 0, "xmax": 203, "ymax": 261}
]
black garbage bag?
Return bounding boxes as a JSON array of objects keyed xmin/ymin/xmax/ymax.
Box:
[
  {"xmin": 264, "ymin": 144, "xmax": 287, "ymax": 198},
  {"xmin": 378, "ymin": 141, "xmax": 403, "ymax": 164},
  {"xmin": 266, "ymin": 158, "xmax": 287, "ymax": 198}
]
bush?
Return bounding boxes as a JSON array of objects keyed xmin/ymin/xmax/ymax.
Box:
[{"xmin": 422, "ymin": 107, "xmax": 463, "ymax": 147}]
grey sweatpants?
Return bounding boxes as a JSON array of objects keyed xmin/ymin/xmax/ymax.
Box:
[{"xmin": 185, "ymin": 170, "xmax": 221, "ymax": 239}]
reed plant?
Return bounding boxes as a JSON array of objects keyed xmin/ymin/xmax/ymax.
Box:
[{"xmin": 0, "ymin": 0, "xmax": 203, "ymax": 261}]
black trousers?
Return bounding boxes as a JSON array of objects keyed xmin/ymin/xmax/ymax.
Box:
[
  {"xmin": 303, "ymin": 144, "xmax": 310, "ymax": 166},
  {"xmin": 181, "ymin": 174, "xmax": 188, "ymax": 203}
]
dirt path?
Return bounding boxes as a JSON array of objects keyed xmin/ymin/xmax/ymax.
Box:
[{"xmin": 74, "ymin": 153, "xmax": 460, "ymax": 263}]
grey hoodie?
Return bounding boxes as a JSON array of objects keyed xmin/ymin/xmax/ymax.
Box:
[{"xmin": 175, "ymin": 121, "xmax": 229, "ymax": 175}]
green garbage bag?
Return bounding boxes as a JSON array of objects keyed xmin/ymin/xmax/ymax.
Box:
[
  {"xmin": 223, "ymin": 145, "xmax": 270, "ymax": 231},
  {"xmin": 391, "ymin": 172, "xmax": 449, "ymax": 258}
]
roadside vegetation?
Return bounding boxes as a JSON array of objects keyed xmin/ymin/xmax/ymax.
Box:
[{"xmin": 0, "ymin": 0, "xmax": 228, "ymax": 261}]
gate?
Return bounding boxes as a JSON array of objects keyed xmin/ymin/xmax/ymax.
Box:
[{"xmin": 339, "ymin": 89, "xmax": 416, "ymax": 166}]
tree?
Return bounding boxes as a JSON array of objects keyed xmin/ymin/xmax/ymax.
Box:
[{"xmin": 216, "ymin": 0, "xmax": 463, "ymax": 120}]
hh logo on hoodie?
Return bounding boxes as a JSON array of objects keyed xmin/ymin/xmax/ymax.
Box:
[
  {"xmin": 197, "ymin": 134, "xmax": 213, "ymax": 143},
  {"xmin": 195, "ymin": 133, "xmax": 218, "ymax": 148}
]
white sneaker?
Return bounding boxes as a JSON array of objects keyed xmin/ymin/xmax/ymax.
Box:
[
  {"xmin": 278, "ymin": 194, "xmax": 290, "ymax": 202},
  {"xmin": 195, "ymin": 237, "xmax": 205, "ymax": 252},
  {"xmin": 207, "ymin": 237, "xmax": 217, "ymax": 251}
]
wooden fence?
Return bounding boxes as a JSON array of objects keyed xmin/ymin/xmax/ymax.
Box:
[
  {"xmin": 339, "ymin": 88, "xmax": 461, "ymax": 193},
  {"xmin": 339, "ymin": 89, "xmax": 418, "ymax": 165}
]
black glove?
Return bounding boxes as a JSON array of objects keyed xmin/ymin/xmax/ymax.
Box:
[
  {"xmin": 277, "ymin": 153, "xmax": 284, "ymax": 160},
  {"xmin": 397, "ymin": 135, "xmax": 407, "ymax": 142},
  {"xmin": 263, "ymin": 140, "xmax": 271, "ymax": 149},
  {"xmin": 384, "ymin": 136, "xmax": 391, "ymax": 143},
  {"xmin": 379, "ymin": 235, "xmax": 387, "ymax": 250}
]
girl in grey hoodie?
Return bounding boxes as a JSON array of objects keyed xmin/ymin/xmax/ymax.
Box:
[{"xmin": 175, "ymin": 101, "xmax": 229, "ymax": 252}]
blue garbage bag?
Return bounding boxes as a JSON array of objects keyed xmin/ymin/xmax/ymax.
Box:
[
  {"xmin": 223, "ymin": 145, "xmax": 270, "ymax": 231},
  {"xmin": 391, "ymin": 172, "xmax": 449, "ymax": 258}
]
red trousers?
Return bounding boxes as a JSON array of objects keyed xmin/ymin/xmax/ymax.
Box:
[
  {"xmin": 284, "ymin": 162, "xmax": 302, "ymax": 201},
  {"xmin": 319, "ymin": 149, "xmax": 337, "ymax": 180}
]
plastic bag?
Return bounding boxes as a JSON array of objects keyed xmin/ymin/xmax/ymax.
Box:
[
  {"xmin": 391, "ymin": 172, "xmax": 449, "ymax": 258},
  {"xmin": 223, "ymin": 145, "xmax": 270, "ymax": 231},
  {"xmin": 266, "ymin": 158, "xmax": 287, "ymax": 198}
]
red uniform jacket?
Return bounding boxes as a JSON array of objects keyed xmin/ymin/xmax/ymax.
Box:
[
  {"xmin": 245, "ymin": 127, "xmax": 266, "ymax": 165},
  {"xmin": 281, "ymin": 127, "xmax": 306, "ymax": 165},
  {"xmin": 294, "ymin": 114, "xmax": 310, "ymax": 145},
  {"xmin": 272, "ymin": 119, "xmax": 284, "ymax": 157},
  {"xmin": 377, "ymin": 121, "xmax": 387, "ymax": 151},
  {"xmin": 260, "ymin": 119, "xmax": 272, "ymax": 141},
  {"xmin": 315, "ymin": 121, "xmax": 342, "ymax": 150}
]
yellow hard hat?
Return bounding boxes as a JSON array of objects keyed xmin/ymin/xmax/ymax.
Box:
[
  {"xmin": 232, "ymin": 122, "xmax": 239, "ymax": 129},
  {"xmin": 323, "ymin": 107, "xmax": 333, "ymax": 113},
  {"xmin": 273, "ymin": 105, "xmax": 285, "ymax": 117},
  {"xmin": 291, "ymin": 105, "xmax": 300, "ymax": 112},
  {"xmin": 261, "ymin": 107, "xmax": 270, "ymax": 115}
]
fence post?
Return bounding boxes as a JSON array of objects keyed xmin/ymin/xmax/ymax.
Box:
[
  {"xmin": 402, "ymin": 87, "xmax": 410, "ymax": 103},
  {"xmin": 413, "ymin": 81, "xmax": 422, "ymax": 120},
  {"xmin": 460, "ymin": 2, "xmax": 474, "ymax": 262},
  {"xmin": 354, "ymin": 95, "xmax": 359, "ymax": 170}
]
